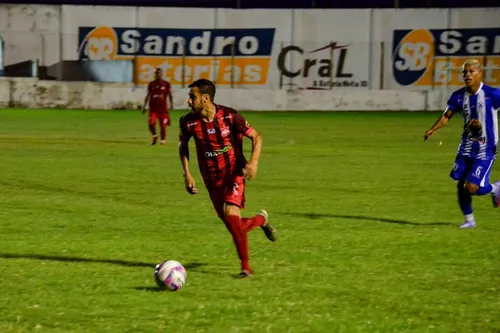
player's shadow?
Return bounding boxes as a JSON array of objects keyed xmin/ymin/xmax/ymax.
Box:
[
  {"xmin": 134, "ymin": 286, "xmax": 165, "ymax": 292},
  {"xmin": 0, "ymin": 253, "xmax": 208, "ymax": 270},
  {"xmin": 0, "ymin": 179, "xmax": 178, "ymax": 209},
  {"xmin": 277, "ymin": 212, "xmax": 455, "ymax": 226}
]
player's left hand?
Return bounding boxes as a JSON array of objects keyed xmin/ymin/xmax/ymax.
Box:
[{"xmin": 243, "ymin": 161, "xmax": 258, "ymax": 180}]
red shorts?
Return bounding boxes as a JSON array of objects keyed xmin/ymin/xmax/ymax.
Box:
[
  {"xmin": 148, "ymin": 110, "xmax": 170, "ymax": 127},
  {"xmin": 207, "ymin": 175, "xmax": 246, "ymax": 219}
]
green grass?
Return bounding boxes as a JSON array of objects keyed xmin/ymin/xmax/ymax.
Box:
[{"xmin": 1, "ymin": 108, "xmax": 499, "ymax": 333}]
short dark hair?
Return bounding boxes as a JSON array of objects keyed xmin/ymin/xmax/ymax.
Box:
[{"xmin": 188, "ymin": 79, "xmax": 216, "ymax": 101}]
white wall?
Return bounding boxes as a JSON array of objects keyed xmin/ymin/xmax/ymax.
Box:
[
  {"xmin": 0, "ymin": 5, "xmax": 60, "ymax": 66},
  {"xmin": 0, "ymin": 4, "xmax": 499, "ymax": 94},
  {"xmin": 0, "ymin": 77, "xmax": 442, "ymax": 111}
]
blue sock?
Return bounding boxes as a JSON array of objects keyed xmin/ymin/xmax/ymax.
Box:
[
  {"xmin": 475, "ymin": 183, "xmax": 493, "ymax": 196},
  {"xmin": 458, "ymin": 183, "xmax": 473, "ymax": 215}
]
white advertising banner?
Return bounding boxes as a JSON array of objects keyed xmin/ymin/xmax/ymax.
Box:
[{"xmin": 0, "ymin": 4, "xmax": 499, "ymax": 90}]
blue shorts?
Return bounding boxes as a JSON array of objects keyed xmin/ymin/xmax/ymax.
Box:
[{"xmin": 450, "ymin": 155, "xmax": 495, "ymax": 187}]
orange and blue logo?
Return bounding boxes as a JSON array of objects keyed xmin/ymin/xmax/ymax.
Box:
[
  {"xmin": 78, "ymin": 27, "xmax": 275, "ymax": 85},
  {"xmin": 392, "ymin": 28, "xmax": 500, "ymax": 87},
  {"xmin": 79, "ymin": 26, "xmax": 122, "ymax": 60}
]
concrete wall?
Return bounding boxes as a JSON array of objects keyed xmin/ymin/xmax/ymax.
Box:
[
  {"xmin": 0, "ymin": 77, "xmax": 444, "ymax": 111},
  {"xmin": 0, "ymin": 4, "xmax": 499, "ymax": 90}
]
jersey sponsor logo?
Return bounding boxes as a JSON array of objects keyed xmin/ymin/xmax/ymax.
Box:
[
  {"xmin": 393, "ymin": 28, "xmax": 500, "ymax": 86},
  {"xmin": 79, "ymin": 27, "xmax": 275, "ymax": 85},
  {"xmin": 204, "ymin": 145, "xmax": 233, "ymax": 158},
  {"xmin": 469, "ymin": 137, "xmax": 487, "ymax": 144}
]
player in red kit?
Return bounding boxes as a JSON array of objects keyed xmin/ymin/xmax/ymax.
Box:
[
  {"xmin": 178, "ymin": 79, "xmax": 277, "ymax": 278},
  {"xmin": 142, "ymin": 68, "xmax": 173, "ymax": 145}
]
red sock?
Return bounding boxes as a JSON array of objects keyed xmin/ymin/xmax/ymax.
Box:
[
  {"xmin": 223, "ymin": 215, "xmax": 251, "ymax": 272},
  {"xmin": 241, "ymin": 215, "xmax": 266, "ymax": 233},
  {"xmin": 160, "ymin": 126, "xmax": 166, "ymax": 141},
  {"xmin": 148, "ymin": 124, "xmax": 156, "ymax": 136}
]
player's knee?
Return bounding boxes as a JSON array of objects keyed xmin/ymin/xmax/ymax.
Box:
[
  {"xmin": 464, "ymin": 182, "xmax": 479, "ymax": 194},
  {"xmin": 224, "ymin": 203, "xmax": 240, "ymax": 217}
]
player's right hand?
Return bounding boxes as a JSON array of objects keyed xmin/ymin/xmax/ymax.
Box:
[
  {"xmin": 184, "ymin": 173, "xmax": 199, "ymax": 195},
  {"xmin": 423, "ymin": 129, "xmax": 434, "ymax": 141}
]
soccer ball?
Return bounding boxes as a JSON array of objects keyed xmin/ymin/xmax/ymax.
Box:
[{"xmin": 153, "ymin": 260, "xmax": 187, "ymax": 291}]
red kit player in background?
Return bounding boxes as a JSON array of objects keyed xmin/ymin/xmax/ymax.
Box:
[
  {"xmin": 178, "ymin": 79, "xmax": 277, "ymax": 278},
  {"xmin": 142, "ymin": 68, "xmax": 173, "ymax": 145}
]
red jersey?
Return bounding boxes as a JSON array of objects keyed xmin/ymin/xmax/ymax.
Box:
[
  {"xmin": 179, "ymin": 105, "xmax": 254, "ymax": 187},
  {"xmin": 148, "ymin": 79, "xmax": 171, "ymax": 111}
]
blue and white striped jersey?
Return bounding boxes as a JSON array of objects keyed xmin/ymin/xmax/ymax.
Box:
[{"xmin": 447, "ymin": 83, "xmax": 500, "ymax": 160}]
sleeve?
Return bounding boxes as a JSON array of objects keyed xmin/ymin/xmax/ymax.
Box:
[
  {"xmin": 166, "ymin": 82, "xmax": 172, "ymax": 93},
  {"xmin": 233, "ymin": 112, "xmax": 254, "ymax": 136},
  {"xmin": 492, "ymin": 88, "xmax": 500, "ymax": 110},
  {"xmin": 446, "ymin": 91, "xmax": 461, "ymax": 113},
  {"xmin": 179, "ymin": 116, "xmax": 192, "ymax": 142},
  {"xmin": 147, "ymin": 82, "xmax": 152, "ymax": 93}
]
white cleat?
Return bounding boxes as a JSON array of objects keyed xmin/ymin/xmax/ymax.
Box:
[
  {"xmin": 491, "ymin": 181, "xmax": 500, "ymax": 208},
  {"xmin": 459, "ymin": 221, "xmax": 477, "ymax": 229}
]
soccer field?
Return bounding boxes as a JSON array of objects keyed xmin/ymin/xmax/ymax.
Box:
[{"xmin": 1, "ymin": 109, "xmax": 499, "ymax": 333}]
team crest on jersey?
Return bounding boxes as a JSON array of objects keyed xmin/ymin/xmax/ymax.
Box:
[{"xmin": 221, "ymin": 127, "xmax": 230, "ymax": 136}]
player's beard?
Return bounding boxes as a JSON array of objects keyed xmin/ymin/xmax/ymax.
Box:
[{"xmin": 191, "ymin": 101, "xmax": 205, "ymax": 113}]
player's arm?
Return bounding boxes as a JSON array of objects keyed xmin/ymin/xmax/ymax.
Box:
[
  {"xmin": 424, "ymin": 92, "xmax": 461, "ymax": 141},
  {"xmin": 234, "ymin": 113, "xmax": 263, "ymax": 180},
  {"xmin": 142, "ymin": 83, "xmax": 151, "ymax": 114},
  {"xmin": 178, "ymin": 119, "xmax": 198, "ymax": 194},
  {"xmin": 167, "ymin": 85, "xmax": 174, "ymax": 110},
  {"xmin": 424, "ymin": 108, "xmax": 454, "ymax": 141},
  {"xmin": 246, "ymin": 129, "xmax": 263, "ymax": 168},
  {"xmin": 493, "ymin": 88, "xmax": 500, "ymax": 110}
]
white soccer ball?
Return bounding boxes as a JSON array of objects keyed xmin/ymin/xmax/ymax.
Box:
[{"xmin": 154, "ymin": 260, "xmax": 187, "ymax": 291}]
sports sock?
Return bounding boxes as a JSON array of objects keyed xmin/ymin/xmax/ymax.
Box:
[
  {"xmin": 223, "ymin": 215, "xmax": 250, "ymax": 272},
  {"xmin": 464, "ymin": 213, "xmax": 475, "ymax": 222},
  {"xmin": 458, "ymin": 182, "xmax": 473, "ymax": 215},
  {"xmin": 160, "ymin": 126, "xmax": 166, "ymax": 141},
  {"xmin": 149, "ymin": 124, "xmax": 157, "ymax": 136},
  {"xmin": 241, "ymin": 215, "xmax": 266, "ymax": 233}
]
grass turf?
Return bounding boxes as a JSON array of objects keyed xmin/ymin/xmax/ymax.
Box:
[{"xmin": 0, "ymin": 108, "xmax": 499, "ymax": 333}]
